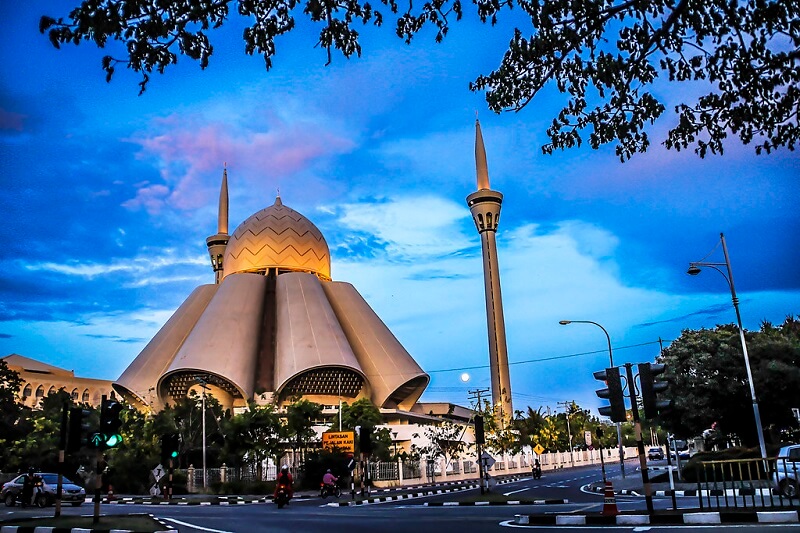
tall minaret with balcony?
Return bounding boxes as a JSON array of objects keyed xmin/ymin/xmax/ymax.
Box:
[
  {"xmin": 206, "ymin": 166, "xmax": 230, "ymax": 284},
  {"xmin": 466, "ymin": 120, "xmax": 513, "ymax": 426}
]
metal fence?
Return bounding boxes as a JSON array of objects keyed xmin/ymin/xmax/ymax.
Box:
[
  {"xmin": 368, "ymin": 461, "xmax": 399, "ymax": 481},
  {"xmin": 693, "ymin": 457, "xmax": 799, "ymax": 510}
]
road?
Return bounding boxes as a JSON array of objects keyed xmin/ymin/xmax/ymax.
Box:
[{"xmin": 3, "ymin": 461, "xmax": 799, "ymax": 533}]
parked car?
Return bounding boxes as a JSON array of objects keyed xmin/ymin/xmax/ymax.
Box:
[
  {"xmin": 773, "ymin": 444, "xmax": 800, "ymax": 498},
  {"xmin": 2, "ymin": 473, "xmax": 86, "ymax": 507},
  {"xmin": 647, "ymin": 447, "xmax": 664, "ymax": 460}
]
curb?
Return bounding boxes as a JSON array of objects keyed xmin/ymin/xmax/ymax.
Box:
[
  {"xmin": 325, "ymin": 475, "xmax": 529, "ymax": 507},
  {"xmin": 514, "ymin": 510, "xmax": 799, "ymax": 526}
]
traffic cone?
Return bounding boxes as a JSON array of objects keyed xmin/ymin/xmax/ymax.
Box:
[{"xmin": 601, "ymin": 481, "xmax": 619, "ymax": 516}]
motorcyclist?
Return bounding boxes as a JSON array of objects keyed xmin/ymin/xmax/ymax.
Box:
[
  {"xmin": 322, "ymin": 469, "xmax": 338, "ymax": 493},
  {"xmin": 532, "ymin": 459, "xmax": 542, "ymax": 479},
  {"xmin": 274, "ymin": 465, "xmax": 293, "ymax": 501}
]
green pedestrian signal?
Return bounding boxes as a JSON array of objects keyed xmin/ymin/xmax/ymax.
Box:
[{"xmin": 99, "ymin": 397, "xmax": 124, "ymax": 448}]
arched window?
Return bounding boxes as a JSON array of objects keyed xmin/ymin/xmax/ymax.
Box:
[
  {"xmin": 82, "ymin": 389, "xmax": 90, "ymax": 403},
  {"xmin": 36, "ymin": 385, "xmax": 45, "ymax": 398},
  {"xmin": 71, "ymin": 388, "xmax": 79, "ymax": 400},
  {"xmin": 48, "ymin": 386, "xmax": 56, "ymax": 395},
  {"xmin": 110, "ymin": 390, "xmax": 117, "ymax": 400},
  {"xmin": 23, "ymin": 384, "xmax": 32, "ymax": 398}
]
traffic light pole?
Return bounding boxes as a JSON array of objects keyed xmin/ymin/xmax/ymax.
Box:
[
  {"xmin": 625, "ymin": 363, "xmax": 654, "ymax": 514},
  {"xmin": 93, "ymin": 447, "xmax": 102, "ymax": 524},
  {"xmin": 55, "ymin": 402, "xmax": 68, "ymax": 518}
]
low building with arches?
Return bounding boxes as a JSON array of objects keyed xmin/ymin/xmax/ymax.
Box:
[{"xmin": 2, "ymin": 353, "xmax": 115, "ymax": 408}]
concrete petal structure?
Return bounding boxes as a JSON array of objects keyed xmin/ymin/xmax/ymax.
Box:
[{"xmin": 114, "ymin": 172, "xmax": 428, "ymax": 413}]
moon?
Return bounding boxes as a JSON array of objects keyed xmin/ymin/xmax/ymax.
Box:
[{"xmin": 460, "ymin": 373, "xmax": 470, "ymax": 383}]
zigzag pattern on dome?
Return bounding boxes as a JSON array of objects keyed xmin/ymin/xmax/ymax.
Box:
[{"xmin": 223, "ymin": 197, "xmax": 331, "ymax": 280}]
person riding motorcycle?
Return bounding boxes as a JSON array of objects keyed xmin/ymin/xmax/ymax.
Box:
[
  {"xmin": 322, "ymin": 469, "xmax": 338, "ymax": 488},
  {"xmin": 532, "ymin": 459, "xmax": 542, "ymax": 479},
  {"xmin": 274, "ymin": 465, "xmax": 293, "ymax": 501}
]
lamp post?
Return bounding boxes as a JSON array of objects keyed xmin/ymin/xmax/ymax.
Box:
[
  {"xmin": 393, "ymin": 431, "xmax": 399, "ymax": 458},
  {"xmin": 687, "ymin": 232, "xmax": 767, "ymax": 460},
  {"xmin": 195, "ymin": 377, "xmax": 210, "ymax": 490},
  {"xmin": 559, "ymin": 319, "xmax": 626, "ymax": 478}
]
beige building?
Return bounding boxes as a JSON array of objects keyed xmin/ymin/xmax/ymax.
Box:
[
  {"xmin": 2, "ymin": 353, "xmax": 115, "ymax": 408},
  {"xmin": 114, "ymin": 169, "xmax": 430, "ymax": 415}
]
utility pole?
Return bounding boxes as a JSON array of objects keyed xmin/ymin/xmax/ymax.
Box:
[
  {"xmin": 558, "ymin": 401, "xmax": 576, "ymax": 468},
  {"xmin": 469, "ymin": 388, "xmax": 490, "ymax": 494}
]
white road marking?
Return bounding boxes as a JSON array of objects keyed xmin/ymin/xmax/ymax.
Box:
[
  {"xmin": 504, "ymin": 488, "xmax": 529, "ymax": 496},
  {"xmin": 163, "ymin": 517, "xmax": 234, "ymax": 533}
]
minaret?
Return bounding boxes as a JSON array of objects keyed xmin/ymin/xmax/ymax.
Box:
[
  {"xmin": 466, "ymin": 120, "xmax": 513, "ymax": 426},
  {"xmin": 206, "ymin": 165, "xmax": 230, "ymax": 284}
]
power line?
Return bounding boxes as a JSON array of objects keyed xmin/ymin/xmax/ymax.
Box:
[{"xmin": 426, "ymin": 339, "xmax": 666, "ymax": 374}]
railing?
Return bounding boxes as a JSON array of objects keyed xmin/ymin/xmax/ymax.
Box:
[
  {"xmin": 369, "ymin": 461, "xmax": 399, "ymax": 481},
  {"xmin": 693, "ymin": 457, "xmax": 799, "ymax": 510}
]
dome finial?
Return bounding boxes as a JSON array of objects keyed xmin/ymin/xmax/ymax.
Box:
[{"xmin": 275, "ymin": 187, "xmax": 282, "ymax": 206}]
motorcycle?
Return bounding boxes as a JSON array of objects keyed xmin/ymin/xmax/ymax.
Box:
[
  {"xmin": 320, "ymin": 481, "xmax": 341, "ymax": 499},
  {"xmin": 532, "ymin": 466, "xmax": 542, "ymax": 480},
  {"xmin": 275, "ymin": 483, "xmax": 291, "ymax": 509}
]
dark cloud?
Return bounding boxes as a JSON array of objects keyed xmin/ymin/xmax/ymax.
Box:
[
  {"xmin": 634, "ymin": 303, "xmax": 739, "ymax": 328},
  {"xmin": 0, "ymin": 333, "xmax": 13, "ymax": 339},
  {"xmin": 83, "ymin": 333, "xmax": 146, "ymax": 344}
]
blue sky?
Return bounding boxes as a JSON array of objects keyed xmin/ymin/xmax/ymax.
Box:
[{"xmin": 1, "ymin": 1, "xmax": 798, "ymax": 415}]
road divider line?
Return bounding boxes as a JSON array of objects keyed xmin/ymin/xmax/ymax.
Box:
[{"xmin": 163, "ymin": 517, "xmax": 234, "ymax": 533}]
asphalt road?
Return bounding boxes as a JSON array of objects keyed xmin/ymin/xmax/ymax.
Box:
[{"xmin": 3, "ymin": 461, "xmax": 799, "ymax": 533}]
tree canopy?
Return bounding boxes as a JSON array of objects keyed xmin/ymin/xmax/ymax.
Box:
[
  {"xmin": 658, "ymin": 315, "xmax": 800, "ymax": 446},
  {"xmin": 41, "ymin": 0, "xmax": 799, "ymax": 159}
]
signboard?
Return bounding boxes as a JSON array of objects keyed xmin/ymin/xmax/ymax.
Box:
[
  {"xmin": 584, "ymin": 430, "xmax": 592, "ymax": 447},
  {"xmin": 533, "ymin": 444, "xmax": 545, "ymax": 455},
  {"xmin": 152, "ymin": 465, "xmax": 165, "ymax": 482},
  {"xmin": 481, "ymin": 451, "xmax": 496, "ymax": 468},
  {"xmin": 322, "ymin": 431, "xmax": 355, "ymax": 452}
]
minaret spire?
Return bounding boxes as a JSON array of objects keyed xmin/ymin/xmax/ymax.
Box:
[
  {"xmin": 466, "ymin": 121, "xmax": 513, "ymax": 427},
  {"xmin": 218, "ymin": 163, "xmax": 229, "ymax": 235},
  {"xmin": 475, "ymin": 119, "xmax": 490, "ymax": 190},
  {"xmin": 206, "ymin": 165, "xmax": 231, "ymax": 284}
]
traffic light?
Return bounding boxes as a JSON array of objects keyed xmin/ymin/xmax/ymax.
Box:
[
  {"xmin": 99, "ymin": 398, "xmax": 124, "ymax": 448},
  {"xmin": 161, "ymin": 434, "xmax": 180, "ymax": 464},
  {"xmin": 593, "ymin": 367, "xmax": 627, "ymax": 423},
  {"xmin": 639, "ymin": 363, "xmax": 672, "ymax": 419},
  {"xmin": 359, "ymin": 426, "xmax": 373, "ymax": 455},
  {"xmin": 474, "ymin": 415, "xmax": 485, "ymax": 445},
  {"xmin": 67, "ymin": 407, "xmax": 91, "ymax": 453}
]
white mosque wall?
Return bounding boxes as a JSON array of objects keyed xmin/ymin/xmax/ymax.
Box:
[
  {"xmin": 273, "ymin": 273, "xmax": 367, "ymax": 399},
  {"xmin": 322, "ymin": 281, "xmax": 429, "ymax": 410},
  {"xmin": 114, "ymin": 284, "xmax": 218, "ymax": 409},
  {"xmin": 160, "ymin": 273, "xmax": 267, "ymax": 404}
]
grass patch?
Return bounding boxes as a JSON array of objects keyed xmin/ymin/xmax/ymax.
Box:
[{"xmin": 0, "ymin": 513, "xmax": 169, "ymax": 532}]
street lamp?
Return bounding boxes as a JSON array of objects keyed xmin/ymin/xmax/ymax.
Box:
[
  {"xmin": 559, "ymin": 319, "xmax": 626, "ymax": 478},
  {"xmin": 393, "ymin": 431, "xmax": 399, "ymax": 458},
  {"xmin": 195, "ymin": 377, "xmax": 210, "ymax": 490},
  {"xmin": 687, "ymin": 232, "xmax": 767, "ymax": 460}
]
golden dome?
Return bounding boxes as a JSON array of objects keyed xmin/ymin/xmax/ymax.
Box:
[{"xmin": 222, "ymin": 197, "xmax": 331, "ymax": 280}]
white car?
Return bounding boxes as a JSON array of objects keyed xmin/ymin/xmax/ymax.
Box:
[
  {"xmin": 1, "ymin": 473, "xmax": 86, "ymax": 507},
  {"xmin": 773, "ymin": 444, "xmax": 800, "ymax": 498}
]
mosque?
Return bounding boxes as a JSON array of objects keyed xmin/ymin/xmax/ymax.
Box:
[
  {"xmin": 113, "ymin": 171, "xmax": 431, "ymax": 417},
  {"xmin": 7, "ymin": 122, "xmax": 511, "ymax": 437}
]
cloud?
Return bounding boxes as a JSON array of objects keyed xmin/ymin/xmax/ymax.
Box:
[
  {"xmin": 328, "ymin": 196, "xmax": 474, "ymax": 262},
  {"xmin": 0, "ymin": 108, "xmax": 25, "ymax": 131},
  {"xmin": 123, "ymin": 110, "xmax": 357, "ymax": 215}
]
